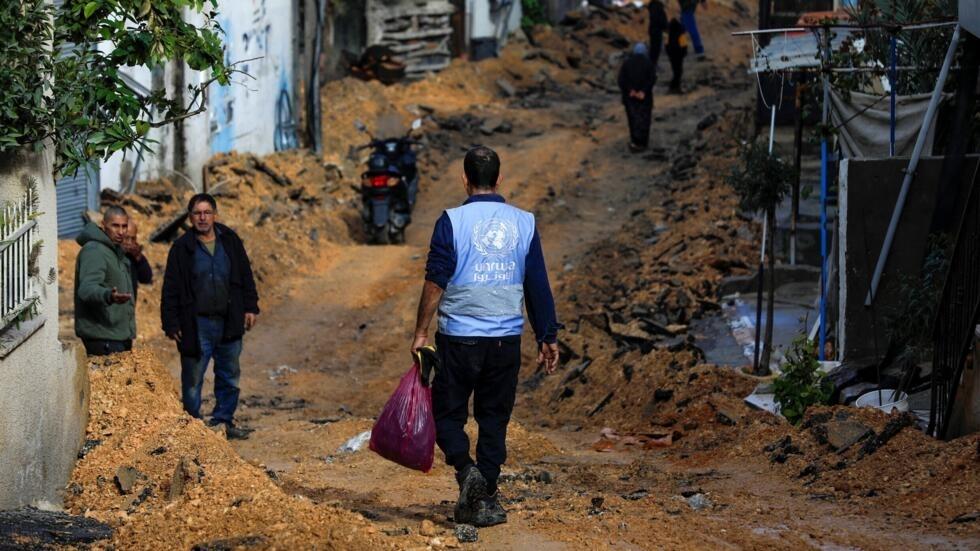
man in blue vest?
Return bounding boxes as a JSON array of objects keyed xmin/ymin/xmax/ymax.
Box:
[{"xmin": 412, "ymin": 146, "xmax": 561, "ymax": 527}]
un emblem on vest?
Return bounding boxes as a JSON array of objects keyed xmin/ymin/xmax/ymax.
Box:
[{"xmin": 472, "ymin": 218, "xmax": 519, "ymax": 257}]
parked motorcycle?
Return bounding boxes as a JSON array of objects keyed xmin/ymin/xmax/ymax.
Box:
[{"xmin": 355, "ymin": 118, "xmax": 423, "ymax": 244}]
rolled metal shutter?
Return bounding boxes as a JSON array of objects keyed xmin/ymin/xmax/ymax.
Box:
[{"xmin": 56, "ymin": 167, "xmax": 99, "ymax": 238}]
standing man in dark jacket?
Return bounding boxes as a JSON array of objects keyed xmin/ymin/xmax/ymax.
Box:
[
  {"xmin": 74, "ymin": 206, "xmax": 135, "ymax": 356},
  {"xmin": 161, "ymin": 193, "xmax": 259, "ymax": 440},
  {"xmin": 647, "ymin": 0, "xmax": 668, "ymax": 69},
  {"xmin": 412, "ymin": 146, "xmax": 561, "ymax": 527}
]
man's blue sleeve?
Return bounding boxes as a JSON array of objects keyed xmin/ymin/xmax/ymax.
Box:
[
  {"xmin": 425, "ymin": 212, "xmax": 456, "ymax": 290},
  {"xmin": 524, "ymin": 229, "xmax": 561, "ymax": 344}
]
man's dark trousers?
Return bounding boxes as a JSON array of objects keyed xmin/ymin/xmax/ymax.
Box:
[
  {"xmin": 433, "ymin": 333, "xmax": 521, "ymax": 495},
  {"xmin": 180, "ymin": 316, "xmax": 243, "ymax": 424}
]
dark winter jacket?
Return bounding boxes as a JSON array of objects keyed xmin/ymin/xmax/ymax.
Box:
[
  {"xmin": 666, "ymin": 18, "xmax": 689, "ymax": 58},
  {"xmin": 648, "ymin": 1, "xmax": 668, "ymax": 37},
  {"xmin": 74, "ymin": 222, "xmax": 136, "ymax": 342},
  {"xmin": 129, "ymin": 254, "xmax": 152, "ymax": 300},
  {"xmin": 618, "ymin": 52, "xmax": 656, "ymax": 105},
  {"xmin": 161, "ymin": 223, "xmax": 259, "ymax": 358}
]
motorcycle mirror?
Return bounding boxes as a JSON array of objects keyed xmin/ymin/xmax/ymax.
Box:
[
  {"xmin": 411, "ymin": 118, "xmax": 423, "ymax": 131},
  {"xmin": 354, "ymin": 120, "xmax": 367, "ymax": 133}
]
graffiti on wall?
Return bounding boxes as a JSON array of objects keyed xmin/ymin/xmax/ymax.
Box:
[{"xmin": 208, "ymin": 0, "xmax": 294, "ymax": 155}]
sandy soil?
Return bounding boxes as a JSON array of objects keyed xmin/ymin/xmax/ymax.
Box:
[{"xmin": 55, "ymin": 3, "xmax": 980, "ymax": 550}]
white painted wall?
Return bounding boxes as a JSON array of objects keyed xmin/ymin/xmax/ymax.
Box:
[
  {"xmin": 98, "ymin": 64, "xmax": 175, "ymax": 192},
  {"xmin": 467, "ymin": 0, "xmax": 522, "ymax": 44},
  {"xmin": 184, "ymin": 0, "xmax": 297, "ymax": 189},
  {"xmin": 0, "ymin": 148, "xmax": 87, "ymax": 509}
]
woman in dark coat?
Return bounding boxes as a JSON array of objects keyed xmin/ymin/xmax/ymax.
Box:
[
  {"xmin": 617, "ymin": 43, "xmax": 656, "ymax": 152},
  {"xmin": 665, "ymin": 17, "xmax": 689, "ymax": 94}
]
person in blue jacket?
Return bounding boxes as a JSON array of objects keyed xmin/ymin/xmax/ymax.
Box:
[{"xmin": 411, "ymin": 146, "xmax": 561, "ymax": 527}]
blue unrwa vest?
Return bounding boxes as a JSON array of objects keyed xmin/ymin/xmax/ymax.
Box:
[{"xmin": 438, "ymin": 200, "xmax": 535, "ymax": 337}]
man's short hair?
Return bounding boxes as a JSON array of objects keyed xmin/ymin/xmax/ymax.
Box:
[
  {"xmin": 463, "ymin": 146, "xmax": 500, "ymax": 189},
  {"xmin": 103, "ymin": 205, "xmax": 128, "ymax": 221},
  {"xmin": 187, "ymin": 193, "xmax": 217, "ymax": 213}
]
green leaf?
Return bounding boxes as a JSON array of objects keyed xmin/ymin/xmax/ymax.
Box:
[
  {"xmin": 83, "ymin": 2, "xmax": 100, "ymax": 19},
  {"xmin": 135, "ymin": 120, "xmax": 150, "ymax": 136}
]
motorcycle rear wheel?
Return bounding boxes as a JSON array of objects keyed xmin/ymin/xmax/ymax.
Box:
[
  {"xmin": 389, "ymin": 228, "xmax": 405, "ymax": 244},
  {"xmin": 370, "ymin": 225, "xmax": 389, "ymax": 245}
]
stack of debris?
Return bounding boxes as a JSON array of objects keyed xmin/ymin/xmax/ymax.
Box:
[{"xmin": 367, "ymin": 0, "xmax": 455, "ymax": 77}]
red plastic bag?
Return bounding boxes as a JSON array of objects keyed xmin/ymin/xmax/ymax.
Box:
[{"xmin": 369, "ymin": 363, "xmax": 436, "ymax": 472}]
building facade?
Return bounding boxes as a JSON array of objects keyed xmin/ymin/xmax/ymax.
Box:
[{"xmin": 0, "ymin": 149, "xmax": 87, "ymax": 509}]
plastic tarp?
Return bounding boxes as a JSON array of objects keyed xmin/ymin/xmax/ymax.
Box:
[
  {"xmin": 829, "ymin": 89, "xmax": 947, "ymax": 159},
  {"xmin": 750, "ymin": 30, "xmax": 854, "ymax": 74}
]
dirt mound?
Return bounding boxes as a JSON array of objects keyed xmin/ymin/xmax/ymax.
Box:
[
  {"xmin": 730, "ymin": 406, "xmax": 980, "ymax": 529},
  {"xmin": 65, "ymin": 350, "xmax": 391, "ymax": 550}
]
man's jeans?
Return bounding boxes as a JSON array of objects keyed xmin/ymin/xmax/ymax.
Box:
[
  {"xmin": 180, "ymin": 316, "xmax": 243, "ymax": 425},
  {"xmin": 681, "ymin": 9, "xmax": 705, "ymax": 55}
]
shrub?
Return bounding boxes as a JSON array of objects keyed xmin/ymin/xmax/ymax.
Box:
[{"xmin": 773, "ymin": 335, "xmax": 833, "ymax": 425}]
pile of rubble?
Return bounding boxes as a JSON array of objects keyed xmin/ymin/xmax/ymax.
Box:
[
  {"xmin": 736, "ymin": 406, "xmax": 980, "ymax": 529},
  {"xmin": 65, "ymin": 350, "xmax": 392, "ymax": 549}
]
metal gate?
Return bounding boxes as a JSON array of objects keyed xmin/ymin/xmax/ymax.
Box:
[{"xmin": 929, "ymin": 167, "xmax": 980, "ymax": 438}]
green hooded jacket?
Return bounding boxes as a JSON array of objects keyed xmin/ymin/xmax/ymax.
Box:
[{"xmin": 74, "ymin": 222, "xmax": 136, "ymax": 341}]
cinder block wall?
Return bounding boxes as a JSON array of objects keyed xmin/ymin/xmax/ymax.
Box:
[{"xmin": 0, "ymin": 149, "xmax": 87, "ymax": 510}]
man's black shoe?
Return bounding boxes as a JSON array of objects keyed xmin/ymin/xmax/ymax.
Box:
[
  {"xmin": 472, "ymin": 494, "xmax": 507, "ymax": 527},
  {"xmin": 224, "ymin": 424, "xmax": 252, "ymax": 440},
  {"xmin": 208, "ymin": 420, "xmax": 252, "ymax": 440},
  {"xmin": 454, "ymin": 465, "xmax": 487, "ymax": 524}
]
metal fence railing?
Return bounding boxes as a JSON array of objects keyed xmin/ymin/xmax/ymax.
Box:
[
  {"xmin": 0, "ymin": 188, "xmax": 39, "ymax": 328},
  {"xmin": 929, "ymin": 168, "xmax": 980, "ymax": 438}
]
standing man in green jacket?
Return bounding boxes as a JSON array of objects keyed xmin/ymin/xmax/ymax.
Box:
[{"xmin": 74, "ymin": 206, "xmax": 136, "ymax": 356}]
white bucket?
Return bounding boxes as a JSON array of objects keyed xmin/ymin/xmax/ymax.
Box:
[{"xmin": 855, "ymin": 389, "xmax": 910, "ymax": 414}]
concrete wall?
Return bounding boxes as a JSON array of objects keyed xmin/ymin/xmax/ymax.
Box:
[
  {"xmin": 837, "ymin": 156, "xmax": 978, "ymax": 363},
  {"xmin": 0, "ymin": 149, "xmax": 87, "ymax": 510},
  {"xmin": 183, "ymin": 0, "xmax": 297, "ymax": 189}
]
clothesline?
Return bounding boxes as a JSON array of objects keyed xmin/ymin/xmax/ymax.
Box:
[{"xmin": 732, "ymin": 20, "xmax": 956, "ymax": 36}]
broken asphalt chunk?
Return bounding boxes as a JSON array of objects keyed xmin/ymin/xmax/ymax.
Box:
[
  {"xmin": 622, "ymin": 489, "xmax": 649, "ymax": 501},
  {"xmin": 686, "ymin": 493, "xmax": 712, "ymax": 511},
  {"xmin": 191, "ymin": 535, "xmax": 267, "ymax": 551},
  {"xmin": 0, "ymin": 508, "xmax": 113, "ymax": 547},
  {"xmin": 495, "ymin": 78, "xmax": 517, "ymax": 97},
  {"xmin": 824, "ymin": 419, "xmax": 873, "ymax": 453},
  {"xmin": 114, "ymin": 466, "xmax": 142, "ymax": 495},
  {"xmin": 454, "ymin": 524, "xmax": 479, "ymax": 542}
]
